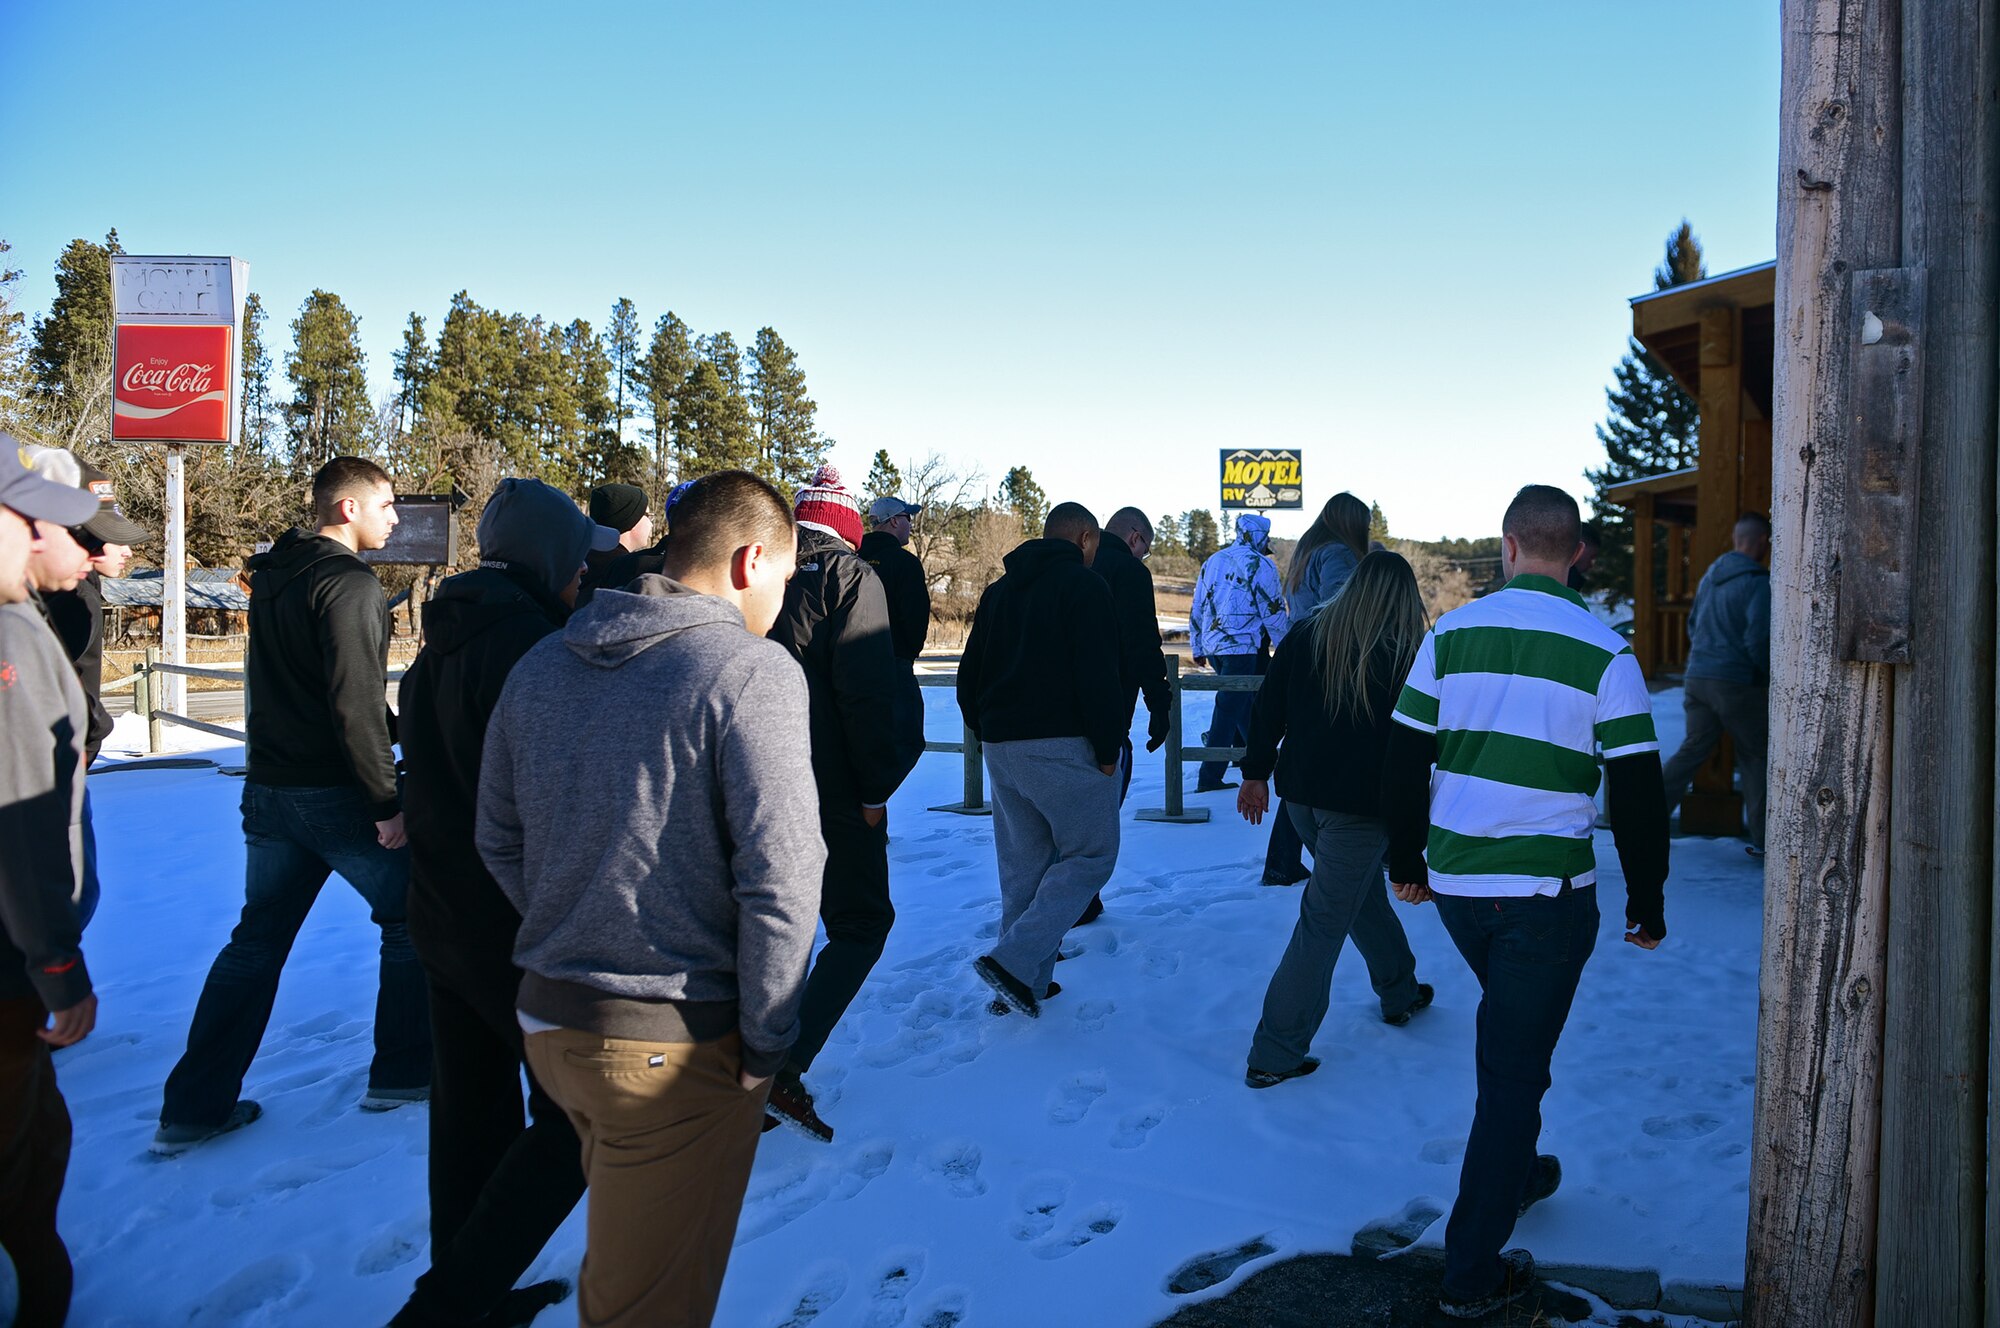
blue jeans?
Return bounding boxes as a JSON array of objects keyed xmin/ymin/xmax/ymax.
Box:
[
  {"xmin": 160, "ymin": 783, "xmax": 429, "ymax": 1128},
  {"xmin": 77, "ymin": 790, "xmax": 99, "ymax": 929},
  {"xmin": 1434, "ymin": 885, "xmax": 1598, "ymax": 1299}
]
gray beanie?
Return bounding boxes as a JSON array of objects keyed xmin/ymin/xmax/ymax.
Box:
[{"xmin": 477, "ymin": 478, "xmax": 619, "ymax": 598}]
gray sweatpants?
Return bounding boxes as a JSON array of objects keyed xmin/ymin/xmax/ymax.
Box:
[
  {"xmin": 984, "ymin": 737, "xmax": 1122, "ymax": 992},
  {"xmin": 1247, "ymin": 805, "xmax": 1420, "ymax": 1073},
  {"xmin": 1661, "ymin": 676, "xmax": 1768, "ymax": 851}
]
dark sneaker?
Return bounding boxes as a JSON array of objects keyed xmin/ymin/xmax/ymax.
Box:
[
  {"xmin": 989, "ymin": 981, "xmax": 1059, "ymax": 1016},
  {"xmin": 1244, "ymin": 1057, "xmax": 1321, "ymax": 1090},
  {"xmin": 766, "ymin": 1070, "xmax": 834, "ymax": 1144},
  {"xmin": 359, "ymin": 1084, "xmax": 430, "ymax": 1112},
  {"xmin": 974, "ymin": 955, "xmax": 1040, "ymax": 1017},
  {"xmin": 1747, "ymin": 844, "xmax": 1766, "ymax": 859},
  {"xmin": 1193, "ymin": 780, "xmax": 1239, "ymax": 793},
  {"xmin": 1074, "ymin": 894, "xmax": 1105, "ymax": 926},
  {"xmin": 1383, "ymin": 982, "xmax": 1435, "ymax": 1027},
  {"xmin": 389, "ymin": 1278, "xmax": 573, "ymax": 1327},
  {"xmin": 151, "ymin": 1099, "xmax": 263, "ymax": 1156},
  {"xmin": 1261, "ymin": 868, "xmax": 1310, "ymax": 887},
  {"xmin": 1517, "ymin": 1154, "xmax": 1562, "ymax": 1216},
  {"xmin": 1438, "ymin": 1248, "xmax": 1535, "ymax": 1320}
]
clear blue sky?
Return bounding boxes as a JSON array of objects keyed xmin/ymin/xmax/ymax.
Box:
[{"xmin": 2, "ymin": 1, "xmax": 1776, "ymax": 540}]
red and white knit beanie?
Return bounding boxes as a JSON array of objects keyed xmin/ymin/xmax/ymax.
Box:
[{"xmin": 794, "ymin": 464, "xmax": 864, "ymax": 547}]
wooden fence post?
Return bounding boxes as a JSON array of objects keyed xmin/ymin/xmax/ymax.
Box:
[
  {"xmin": 1137, "ymin": 655, "xmax": 1209, "ymax": 824},
  {"xmin": 142, "ymin": 646, "xmax": 163, "ymax": 756}
]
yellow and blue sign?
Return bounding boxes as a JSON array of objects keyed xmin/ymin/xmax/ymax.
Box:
[{"xmin": 1220, "ymin": 449, "xmax": 1303, "ymax": 510}]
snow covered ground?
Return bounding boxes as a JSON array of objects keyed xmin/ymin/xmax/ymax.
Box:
[{"xmin": 57, "ymin": 685, "xmax": 1757, "ymax": 1326}]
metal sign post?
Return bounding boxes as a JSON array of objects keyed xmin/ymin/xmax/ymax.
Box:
[{"xmin": 111, "ymin": 255, "xmax": 248, "ymax": 720}]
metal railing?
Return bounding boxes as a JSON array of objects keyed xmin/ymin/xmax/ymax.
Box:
[
  {"xmin": 1136, "ymin": 655, "xmax": 1265, "ymax": 825},
  {"xmin": 915, "ymin": 673, "xmax": 989, "ymax": 816},
  {"xmin": 127, "ymin": 648, "xmax": 406, "ymax": 756}
]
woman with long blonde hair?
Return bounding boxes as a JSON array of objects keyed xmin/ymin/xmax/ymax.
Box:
[{"xmin": 1236, "ymin": 550, "xmax": 1434, "ymax": 1087}]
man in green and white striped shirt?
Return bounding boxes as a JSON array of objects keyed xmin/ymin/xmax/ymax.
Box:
[{"xmin": 1385, "ymin": 484, "xmax": 1670, "ymax": 1321}]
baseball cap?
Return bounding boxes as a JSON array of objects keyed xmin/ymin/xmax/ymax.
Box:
[
  {"xmin": 76, "ymin": 459, "xmax": 151, "ymax": 545},
  {"xmin": 1, "ymin": 434, "xmax": 100, "ymax": 528},
  {"xmin": 868, "ymin": 496, "xmax": 922, "ymax": 523}
]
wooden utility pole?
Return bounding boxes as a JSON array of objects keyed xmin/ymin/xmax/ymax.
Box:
[
  {"xmin": 1751, "ymin": 1, "xmax": 2000, "ymax": 1323},
  {"xmin": 1746, "ymin": 0, "xmax": 1901, "ymax": 1322}
]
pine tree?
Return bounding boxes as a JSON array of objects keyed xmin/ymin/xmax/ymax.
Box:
[
  {"xmin": 392, "ymin": 312, "xmax": 430, "ymax": 435},
  {"xmin": 866, "ymin": 449, "xmax": 903, "ymax": 504},
  {"xmin": 1369, "ymin": 501, "xmax": 1390, "ymax": 545},
  {"xmin": 637, "ymin": 312, "xmax": 695, "ymax": 491},
  {"xmin": 28, "ymin": 230, "xmax": 121, "ymax": 402},
  {"xmin": 285, "ymin": 289, "xmax": 371, "ymax": 475},
  {"xmin": 672, "ymin": 359, "xmax": 755, "ymax": 477},
  {"xmin": 604, "ymin": 297, "xmax": 641, "ymax": 451},
  {"xmin": 1155, "ymin": 512, "xmax": 1184, "ymax": 554},
  {"xmin": 0, "ymin": 240, "xmax": 30, "ymax": 430},
  {"xmin": 1184, "ymin": 509, "xmax": 1220, "ymax": 561},
  {"xmin": 999, "ymin": 465, "xmax": 1048, "ymax": 532},
  {"xmin": 748, "ymin": 327, "xmax": 824, "ymax": 490},
  {"xmin": 239, "ymin": 292, "xmax": 274, "ymax": 452},
  {"xmin": 1585, "ymin": 220, "xmax": 1706, "ymax": 599}
]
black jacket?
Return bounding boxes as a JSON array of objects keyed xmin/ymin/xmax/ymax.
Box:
[
  {"xmin": 1092, "ymin": 534, "xmax": 1170, "ymax": 739},
  {"xmin": 44, "ymin": 576, "xmax": 111, "ymax": 766},
  {"xmin": 577, "ymin": 539, "xmax": 669, "ymax": 603},
  {"xmin": 768, "ymin": 526, "xmax": 919, "ymax": 808},
  {"xmin": 1240, "ymin": 626, "xmax": 1406, "ymax": 816},
  {"xmin": 398, "ymin": 565, "xmax": 565, "ymax": 947},
  {"xmin": 957, "ymin": 539, "xmax": 1125, "ymax": 768},
  {"xmin": 244, "ymin": 529, "xmax": 400, "ymax": 819},
  {"xmin": 858, "ymin": 531, "xmax": 931, "ymax": 662}
]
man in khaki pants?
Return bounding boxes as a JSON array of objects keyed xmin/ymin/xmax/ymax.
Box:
[{"xmin": 478, "ymin": 471, "xmax": 824, "ymax": 1327}]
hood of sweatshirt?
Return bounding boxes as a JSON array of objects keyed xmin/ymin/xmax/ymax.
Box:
[
  {"xmin": 1708, "ymin": 550, "xmax": 1769, "ymax": 586},
  {"xmin": 421, "ymin": 566, "xmax": 563, "ymax": 656},
  {"xmin": 1001, "ymin": 537, "xmax": 1086, "ymax": 588},
  {"xmin": 246, "ymin": 528, "xmax": 362, "ymax": 603},
  {"xmin": 562, "ymin": 573, "xmax": 746, "ymax": 668}
]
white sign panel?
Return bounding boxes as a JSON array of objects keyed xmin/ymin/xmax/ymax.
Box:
[{"xmin": 112, "ymin": 256, "xmax": 244, "ymax": 324}]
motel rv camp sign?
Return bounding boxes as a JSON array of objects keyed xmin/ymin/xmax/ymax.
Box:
[{"xmin": 1219, "ymin": 448, "xmax": 1303, "ymax": 510}]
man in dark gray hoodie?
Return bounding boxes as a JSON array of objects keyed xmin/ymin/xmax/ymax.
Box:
[
  {"xmin": 477, "ymin": 470, "xmax": 823, "ymax": 1328},
  {"xmin": 1661, "ymin": 512, "xmax": 1771, "ymax": 853}
]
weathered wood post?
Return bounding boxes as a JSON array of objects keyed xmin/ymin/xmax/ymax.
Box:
[
  {"xmin": 1751, "ymin": 0, "xmax": 2000, "ymax": 1322},
  {"xmin": 1746, "ymin": 0, "xmax": 1901, "ymax": 1321}
]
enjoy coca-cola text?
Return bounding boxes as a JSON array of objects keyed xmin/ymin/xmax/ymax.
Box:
[{"xmin": 121, "ymin": 360, "xmax": 217, "ymax": 396}]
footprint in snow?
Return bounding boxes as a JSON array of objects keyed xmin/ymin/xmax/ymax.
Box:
[
  {"xmin": 1031, "ymin": 1203, "xmax": 1124, "ymax": 1260},
  {"xmin": 1009, "ymin": 1174, "xmax": 1071, "ymax": 1242},
  {"xmin": 210, "ymin": 1142, "xmax": 391, "ymax": 1208},
  {"xmin": 1074, "ymin": 999, "xmax": 1116, "ymax": 1032},
  {"xmin": 861, "ymin": 1250, "xmax": 927, "ymax": 1327},
  {"xmin": 1642, "ymin": 1112, "xmax": 1724, "ymax": 1140},
  {"xmin": 773, "ymin": 1263, "xmax": 849, "ymax": 1326},
  {"xmin": 1351, "ymin": 1198, "xmax": 1446, "ymax": 1258},
  {"xmin": 1047, "ymin": 1073, "xmax": 1108, "ymax": 1125},
  {"xmin": 1165, "ymin": 1234, "xmax": 1283, "ymax": 1294},
  {"xmin": 737, "ymin": 1141, "xmax": 895, "ymax": 1242},
  {"xmin": 1418, "ymin": 1138, "xmax": 1465, "ymax": 1165},
  {"xmin": 1110, "ymin": 1104, "xmax": 1167, "ymax": 1149},
  {"xmin": 1142, "ymin": 951, "xmax": 1182, "ymax": 979},
  {"xmin": 188, "ymin": 1253, "xmax": 311, "ymax": 1323},
  {"xmin": 927, "ymin": 860, "xmax": 975, "ymax": 878},
  {"xmin": 920, "ymin": 1140, "xmax": 988, "ymax": 1198},
  {"xmin": 914, "ymin": 1288, "xmax": 970, "ymax": 1327},
  {"xmin": 354, "ymin": 1217, "xmax": 429, "ymax": 1275},
  {"xmin": 893, "ymin": 849, "xmax": 947, "ymax": 864}
]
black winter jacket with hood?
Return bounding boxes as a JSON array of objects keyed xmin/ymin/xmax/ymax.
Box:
[
  {"xmin": 45, "ymin": 575, "xmax": 111, "ymax": 765},
  {"xmin": 1091, "ymin": 533, "xmax": 1171, "ymax": 740},
  {"xmin": 768, "ymin": 526, "xmax": 919, "ymax": 809},
  {"xmin": 244, "ymin": 528, "xmax": 400, "ymax": 819},
  {"xmin": 398, "ymin": 564, "xmax": 567, "ymax": 946},
  {"xmin": 858, "ymin": 530, "xmax": 931, "ymax": 662},
  {"xmin": 957, "ymin": 538, "xmax": 1126, "ymax": 768}
]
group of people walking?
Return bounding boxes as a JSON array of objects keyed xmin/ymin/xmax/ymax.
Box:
[{"xmin": 0, "ymin": 433, "xmax": 1773, "ymax": 1323}]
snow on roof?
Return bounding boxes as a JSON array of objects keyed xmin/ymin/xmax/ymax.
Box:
[{"xmin": 101, "ymin": 570, "xmax": 249, "ymax": 610}]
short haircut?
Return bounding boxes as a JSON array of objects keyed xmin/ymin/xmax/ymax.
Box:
[
  {"xmin": 1104, "ymin": 506, "xmax": 1153, "ymax": 542},
  {"xmin": 1043, "ymin": 501, "xmax": 1100, "ymax": 543},
  {"xmin": 1734, "ymin": 511, "xmax": 1772, "ymax": 541},
  {"xmin": 661, "ymin": 470, "xmax": 795, "ymax": 575},
  {"xmin": 312, "ymin": 456, "xmax": 393, "ymax": 524},
  {"xmin": 1578, "ymin": 521, "xmax": 1602, "ymax": 549},
  {"xmin": 1501, "ymin": 485, "xmax": 1581, "ymax": 562}
]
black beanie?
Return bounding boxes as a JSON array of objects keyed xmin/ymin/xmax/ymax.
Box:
[{"xmin": 589, "ymin": 483, "xmax": 648, "ymax": 534}]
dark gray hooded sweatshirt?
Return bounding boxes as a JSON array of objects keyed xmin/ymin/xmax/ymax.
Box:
[{"xmin": 476, "ymin": 575, "xmax": 825, "ymax": 1076}]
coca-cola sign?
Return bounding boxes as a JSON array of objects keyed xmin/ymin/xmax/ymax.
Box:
[{"xmin": 112, "ymin": 323, "xmax": 232, "ymax": 442}]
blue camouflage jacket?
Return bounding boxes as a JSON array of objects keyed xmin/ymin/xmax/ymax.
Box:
[{"xmin": 1191, "ymin": 523, "xmax": 1290, "ymax": 659}]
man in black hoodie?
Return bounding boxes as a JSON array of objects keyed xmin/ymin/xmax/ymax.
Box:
[
  {"xmin": 389, "ymin": 480, "xmax": 619, "ymax": 1328},
  {"xmin": 763, "ymin": 467, "xmax": 919, "ymax": 1141},
  {"xmin": 156, "ymin": 457, "xmax": 430, "ymax": 1155},
  {"xmin": 959, "ymin": 503, "xmax": 1125, "ymax": 1018}
]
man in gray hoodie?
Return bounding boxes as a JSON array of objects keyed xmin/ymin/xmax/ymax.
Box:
[
  {"xmin": 477, "ymin": 469, "xmax": 823, "ymax": 1328},
  {"xmin": 1661, "ymin": 512, "xmax": 1771, "ymax": 853}
]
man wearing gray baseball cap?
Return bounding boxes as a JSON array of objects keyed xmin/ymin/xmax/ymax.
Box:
[{"xmin": 0, "ymin": 434, "xmax": 102, "ymax": 1328}]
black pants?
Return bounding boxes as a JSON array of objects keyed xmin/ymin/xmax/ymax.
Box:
[
  {"xmin": 1433, "ymin": 885, "xmax": 1598, "ymax": 1298},
  {"xmin": 0, "ymin": 998, "xmax": 71, "ymax": 1328},
  {"xmin": 406, "ymin": 921, "xmax": 585, "ymax": 1322},
  {"xmin": 789, "ymin": 804, "xmax": 893, "ymax": 1073}
]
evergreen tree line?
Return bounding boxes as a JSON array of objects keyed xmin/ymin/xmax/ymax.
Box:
[{"xmin": 0, "ymin": 230, "xmax": 834, "ymax": 567}]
